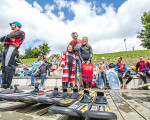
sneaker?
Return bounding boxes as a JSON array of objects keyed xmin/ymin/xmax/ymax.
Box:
[
  {"xmin": 80, "ymin": 85, "xmax": 84, "ymax": 90},
  {"xmin": 98, "ymin": 86, "xmax": 101, "ymax": 89},
  {"xmin": 29, "ymin": 84, "xmax": 34, "ymax": 86},
  {"xmin": 74, "ymin": 85, "xmax": 78, "ymax": 89},
  {"xmin": 103, "ymin": 86, "xmax": 108, "ymax": 89}
]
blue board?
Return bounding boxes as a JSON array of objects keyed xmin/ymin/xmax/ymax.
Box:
[{"xmin": 108, "ymin": 71, "xmax": 120, "ymax": 89}]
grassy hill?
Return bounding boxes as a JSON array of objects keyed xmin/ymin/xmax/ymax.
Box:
[{"xmin": 21, "ymin": 49, "xmax": 150, "ymax": 67}]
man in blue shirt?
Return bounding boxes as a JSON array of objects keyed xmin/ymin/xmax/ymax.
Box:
[{"xmin": 115, "ymin": 57, "xmax": 133, "ymax": 89}]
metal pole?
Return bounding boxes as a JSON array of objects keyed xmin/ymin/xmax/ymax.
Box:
[{"xmin": 124, "ymin": 39, "xmax": 127, "ymax": 51}]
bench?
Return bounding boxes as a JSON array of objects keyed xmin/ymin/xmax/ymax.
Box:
[
  {"xmin": 12, "ymin": 68, "xmax": 150, "ymax": 89},
  {"xmin": 11, "ymin": 76, "xmax": 62, "ymax": 87}
]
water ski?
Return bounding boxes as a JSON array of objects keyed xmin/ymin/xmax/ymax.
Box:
[
  {"xmin": 53, "ymin": 89, "xmax": 84, "ymax": 107},
  {"xmin": 38, "ymin": 88, "xmax": 71, "ymax": 104},
  {"xmin": 83, "ymin": 91, "xmax": 117, "ymax": 120},
  {"xmin": 48, "ymin": 90, "xmax": 96, "ymax": 117}
]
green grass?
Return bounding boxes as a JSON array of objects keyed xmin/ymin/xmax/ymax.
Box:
[{"xmin": 21, "ymin": 49, "xmax": 150, "ymax": 67}]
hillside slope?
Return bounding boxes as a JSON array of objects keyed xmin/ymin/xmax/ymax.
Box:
[{"xmin": 21, "ymin": 49, "xmax": 150, "ymax": 67}]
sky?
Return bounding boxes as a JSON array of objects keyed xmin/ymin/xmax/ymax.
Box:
[{"xmin": 0, "ymin": 0, "xmax": 150, "ymax": 56}]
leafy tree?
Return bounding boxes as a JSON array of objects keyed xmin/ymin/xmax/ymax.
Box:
[
  {"xmin": 24, "ymin": 42, "xmax": 51, "ymax": 58},
  {"xmin": 18, "ymin": 54, "xmax": 25, "ymax": 59},
  {"xmin": 31, "ymin": 47, "xmax": 40, "ymax": 58},
  {"xmin": 137, "ymin": 11, "xmax": 150, "ymax": 49},
  {"xmin": 0, "ymin": 43, "xmax": 4, "ymax": 53},
  {"xmin": 38, "ymin": 42, "xmax": 51, "ymax": 56},
  {"xmin": 25, "ymin": 47, "xmax": 32, "ymax": 58}
]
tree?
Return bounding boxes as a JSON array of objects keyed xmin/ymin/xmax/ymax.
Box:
[
  {"xmin": 38, "ymin": 42, "xmax": 51, "ymax": 56},
  {"xmin": 0, "ymin": 43, "xmax": 4, "ymax": 53},
  {"xmin": 31, "ymin": 47, "xmax": 40, "ymax": 58},
  {"xmin": 25, "ymin": 47, "xmax": 32, "ymax": 58},
  {"xmin": 137, "ymin": 11, "xmax": 150, "ymax": 49}
]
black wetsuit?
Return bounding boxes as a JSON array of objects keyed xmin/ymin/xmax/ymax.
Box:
[
  {"xmin": 0, "ymin": 31, "xmax": 25, "ymax": 89},
  {"xmin": 136, "ymin": 62, "xmax": 150, "ymax": 84},
  {"xmin": 79, "ymin": 45, "xmax": 93, "ymax": 63}
]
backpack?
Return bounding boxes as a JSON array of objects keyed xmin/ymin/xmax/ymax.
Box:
[
  {"xmin": 19, "ymin": 71, "xmax": 25, "ymax": 76},
  {"xmin": 108, "ymin": 63, "xmax": 115, "ymax": 68}
]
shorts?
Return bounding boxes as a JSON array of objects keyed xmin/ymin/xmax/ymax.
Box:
[{"xmin": 75, "ymin": 57, "xmax": 81, "ymax": 73}]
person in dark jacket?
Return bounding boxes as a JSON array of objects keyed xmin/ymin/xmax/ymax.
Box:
[
  {"xmin": 136, "ymin": 56, "xmax": 150, "ymax": 85},
  {"xmin": 0, "ymin": 21, "xmax": 25, "ymax": 89},
  {"xmin": 79, "ymin": 36, "xmax": 93, "ymax": 90},
  {"xmin": 79, "ymin": 36, "xmax": 93, "ymax": 65},
  {"xmin": 29, "ymin": 60, "xmax": 49, "ymax": 86}
]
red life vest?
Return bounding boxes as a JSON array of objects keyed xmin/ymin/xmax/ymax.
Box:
[
  {"xmin": 82, "ymin": 63, "xmax": 93, "ymax": 83},
  {"xmin": 117, "ymin": 62, "xmax": 125, "ymax": 72},
  {"xmin": 4, "ymin": 30, "xmax": 25, "ymax": 48},
  {"xmin": 139, "ymin": 61, "xmax": 150, "ymax": 71}
]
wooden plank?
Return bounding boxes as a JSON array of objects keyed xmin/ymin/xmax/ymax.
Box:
[
  {"xmin": 110, "ymin": 91, "xmax": 145, "ymax": 120},
  {"xmin": 131, "ymin": 83, "xmax": 150, "ymax": 89},
  {"xmin": 0, "ymin": 109, "xmax": 57, "ymax": 120},
  {"xmin": 0, "ymin": 101, "xmax": 29, "ymax": 110},
  {"xmin": 135, "ymin": 99, "xmax": 150, "ymax": 110},
  {"xmin": 59, "ymin": 115, "xmax": 82, "ymax": 120},
  {"xmin": 114, "ymin": 91, "xmax": 150, "ymax": 120},
  {"xmin": 106, "ymin": 93, "xmax": 124, "ymax": 120}
]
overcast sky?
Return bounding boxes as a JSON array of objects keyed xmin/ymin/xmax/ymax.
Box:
[{"xmin": 0, "ymin": 0, "xmax": 150, "ymax": 56}]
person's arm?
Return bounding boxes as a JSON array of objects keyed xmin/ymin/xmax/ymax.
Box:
[
  {"xmin": 46, "ymin": 65, "xmax": 49, "ymax": 77},
  {"xmin": 79, "ymin": 47, "xmax": 84, "ymax": 63},
  {"xmin": 6, "ymin": 31, "xmax": 24, "ymax": 39},
  {"xmin": 3, "ymin": 31, "xmax": 24, "ymax": 42},
  {"xmin": 88, "ymin": 46, "xmax": 93, "ymax": 61},
  {"xmin": 147, "ymin": 62, "xmax": 150, "ymax": 68},
  {"xmin": 124, "ymin": 63, "xmax": 128, "ymax": 74},
  {"xmin": 136, "ymin": 62, "xmax": 140, "ymax": 74},
  {"xmin": 0, "ymin": 36, "xmax": 6, "ymax": 42},
  {"xmin": 46, "ymin": 70, "xmax": 49, "ymax": 77},
  {"xmin": 34, "ymin": 68, "xmax": 39, "ymax": 74},
  {"xmin": 115, "ymin": 63, "xmax": 120, "ymax": 71},
  {"xmin": 61, "ymin": 54, "xmax": 65, "ymax": 67},
  {"xmin": 96, "ymin": 63, "xmax": 99, "ymax": 72},
  {"xmin": 106, "ymin": 63, "xmax": 109, "ymax": 70}
]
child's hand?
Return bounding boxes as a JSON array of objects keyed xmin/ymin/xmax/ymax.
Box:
[{"xmin": 87, "ymin": 60, "xmax": 90, "ymax": 65}]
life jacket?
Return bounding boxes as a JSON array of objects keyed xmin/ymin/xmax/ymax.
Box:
[
  {"xmin": 117, "ymin": 62, "xmax": 125, "ymax": 72},
  {"xmin": 139, "ymin": 61, "xmax": 150, "ymax": 72},
  {"xmin": 82, "ymin": 63, "xmax": 93, "ymax": 83},
  {"xmin": 99, "ymin": 64, "xmax": 106, "ymax": 71},
  {"xmin": 4, "ymin": 30, "xmax": 25, "ymax": 48}
]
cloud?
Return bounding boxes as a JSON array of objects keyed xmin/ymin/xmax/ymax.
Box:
[
  {"xmin": 0, "ymin": 0, "xmax": 149, "ymax": 56},
  {"xmin": 33, "ymin": 1, "xmax": 43, "ymax": 12}
]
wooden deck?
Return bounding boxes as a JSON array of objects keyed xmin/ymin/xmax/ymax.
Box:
[{"xmin": 0, "ymin": 89, "xmax": 149, "ymax": 120}]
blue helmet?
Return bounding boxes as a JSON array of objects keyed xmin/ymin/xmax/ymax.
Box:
[{"xmin": 9, "ymin": 21, "xmax": 22, "ymax": 28}]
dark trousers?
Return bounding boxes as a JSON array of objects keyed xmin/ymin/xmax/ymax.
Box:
[
  {"xmin": 83, "ymin": 82, "xmax": 92, "ymax": 88},
  {"xmin": 138, "ymin": 71, "xmax": 150, "ymax": 84},
  {"xmin": 118, "ymin": 72, "xmax": 133, "ymax": 84},
  {"xmin": 1, "ymin": 45, "xmax": 18, "ymax": 89}
]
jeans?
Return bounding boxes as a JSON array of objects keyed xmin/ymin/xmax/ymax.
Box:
[
  {"xmin": 31, "ymin": 73, "xmax": 46, "ymax": 85},
  {"xmin": 75, "ymin": 57, "xmax": 81, "ymax": 73},
  {"xmin": 98, "ymin": 72, "xmax": 107, "ymax": 86}
]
